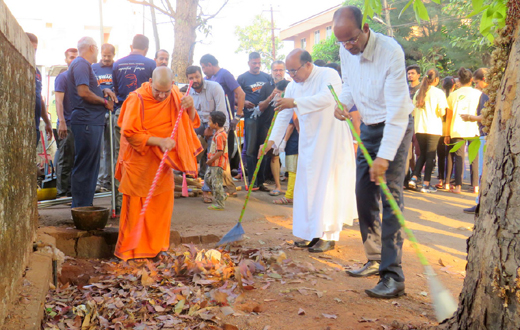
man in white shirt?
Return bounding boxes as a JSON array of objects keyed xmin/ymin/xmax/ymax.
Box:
[{"xmin": 333, "ymin": 6, "xmax": 414, "ymax": 299}]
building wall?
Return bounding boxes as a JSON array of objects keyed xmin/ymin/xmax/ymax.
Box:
[
  {"xmin": 0, "ymin": 0, "xmax": 39, "ymax": 327},
  {"xmin": 293, "ymin": 22, "xmax": 333, "ymax": 53}
]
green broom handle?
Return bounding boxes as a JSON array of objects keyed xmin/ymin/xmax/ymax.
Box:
[
  {"xmin": 237, "ymin": 103, "xmax": 281, "ymax": 224},
  {"xmin": 327, "ymin": 84, "xmax": 429, "ymax": 267}
]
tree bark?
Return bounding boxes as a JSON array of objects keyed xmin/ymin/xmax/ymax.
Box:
[
  {"xmin": 171, "ymin": 0, "xmax": 198, "ymax": 83},
  {"xmin": 445, "ymin": 21, "xmax": 520, "ymax": 329}
]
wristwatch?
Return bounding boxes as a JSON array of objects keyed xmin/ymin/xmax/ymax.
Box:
[{"xmin": 293, "ymin": 99, "xmax": 298, "ymax": 108}]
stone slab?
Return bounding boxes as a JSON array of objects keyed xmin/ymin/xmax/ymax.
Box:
[
  {"xmin": 2, "ymin": 252, "xmax": 52, "ymax": 330},
  {"xmin": 201, "ymin": 234, "xmax": 220, "ymax": 244},
  {"xmin": 40, "ymin": 226, "xmax": 91, "ymax": 240},
  {"xmin": 77, "ymin": 236, "xmax": 112, "ymax": 259},
  {"xmin": 181, "ymin": 235, "xmax": 202, "ymax": 244}
]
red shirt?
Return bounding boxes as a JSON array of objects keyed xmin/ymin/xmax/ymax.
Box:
[{"xmin": 208, "ymin": 129, "xmax": 228, "ymax": 169}]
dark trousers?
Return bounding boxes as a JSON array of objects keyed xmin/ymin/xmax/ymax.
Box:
[
  {"xmin": 56, "ymin": 126, "xmax": 75, "ymax": 197},
  {"xmin": 413, "ymin": 133, "xmax": 439, "ymax": 182},
  {"xmin": 71, "ymin": 124, "xmax": 103, "ymax": 208},
  {"xmin": 244, "ymin": 116, "xmax": 266, "ymax": 186},
  {"xmin": 195, "ymin": 123, "xmax": 210, "ymax": 175},
  {"xmin": 446, "ymin": 138, "xmax": 479, "ymax": 187},
  {"xmin": 437, "ymin": 136, "xmax": 447, "ymax": 181},
  {"xmin": 356, "ymin": 116, "xmax": 413, "ymax": 282},
  {"xmin": 228, "ymin": 127, "xmax": 239, "ymax": 171}
]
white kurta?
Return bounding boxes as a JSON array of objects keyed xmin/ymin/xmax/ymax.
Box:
[{"xmin": 269, "ymin": 66, "xmax": 357, "ymax": 241}]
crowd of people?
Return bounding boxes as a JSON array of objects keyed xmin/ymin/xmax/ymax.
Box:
[
  {"xmin": 405, "ymin": 64, "xmax": 488, "ymax": 213},
  {"xmin": 31, "ymin": 5, "xmax": 486, "ymax": 299}
]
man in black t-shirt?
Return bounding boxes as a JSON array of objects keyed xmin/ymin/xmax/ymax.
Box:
[
  {"xmin": 405, "ymin": 64, "xmax": 421, "ymax": 188},
  {"xmin": 237, "ymin": 52, "xmax": 272, "ymax": 191},
  {"xmin": 257, "ymin": 61, "xmax": 287, "ymax": 194},
  {"xmin": 407, "ymin": 65, "xmax": 421, "ymax": 99}
]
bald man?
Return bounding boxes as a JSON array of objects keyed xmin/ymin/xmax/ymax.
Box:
[
  {"xmin": 114, "ymin": 67, "xmax": 202, "ymax": 261},
  {"xmin": 67, "ymin": 37, "xmax": 116, "ymax": 208},
  {"xmin": 333, "ymin": 6, "xmax": 413, "ymax": 299},
  {"xmin": 261, "ymin": 49, "xmax": 357, "ymax": 253}
]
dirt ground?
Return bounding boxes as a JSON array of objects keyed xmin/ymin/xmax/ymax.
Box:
[{"xmin": 38, "ymin": 178, "xmax": 476, "ymax": 330}]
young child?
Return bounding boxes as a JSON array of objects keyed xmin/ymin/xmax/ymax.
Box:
[{"xmin": 205, "ymin": 111, "xmax": 228, "ymax": 210}]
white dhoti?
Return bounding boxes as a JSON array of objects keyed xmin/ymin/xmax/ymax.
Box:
[{"xmin": 269, "ymin": 66, "xmax": 357, "ymax": 241}]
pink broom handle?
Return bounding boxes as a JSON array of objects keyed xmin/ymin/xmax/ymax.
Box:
[{"xmin": 139, "ymin": 81, "xmax": 193, "ymax": 218}]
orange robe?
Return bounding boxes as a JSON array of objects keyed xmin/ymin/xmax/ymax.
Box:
[{"xmin": 114, "ymin": 82, "xmax": 202, "ymax": 260}]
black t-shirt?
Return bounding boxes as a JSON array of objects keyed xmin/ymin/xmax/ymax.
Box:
[
  {"xmin": 409, "ymin": 84, "xmax": 420, "ymax": 100},
  {"xmin": 67, "ymin": 57, "xmax": 106, "ymax": 125},
  {"xmin": 258, "ymin": 80, "xmax": 276, "ymax": 128},
  {"xmin": 237, "ymin": 71, "xmax": 272, "ymax": 118}
]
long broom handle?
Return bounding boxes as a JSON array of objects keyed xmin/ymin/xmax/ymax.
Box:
[
  {"xmin": 225, "ymin": 95, "xmax": 248, "ymax": 189},
  {"xmin": 139, "ymin": 81, "xmax": 193, "ymax": 219},
  {"xmin": 237, "ymin": 106, "xmax": 280, "ymax": 224},
  {"xmin": 109, "ymin": 110, "xmax": 116, "ymax": 218},
  {"xmin": 327, "ymin": 84, "xmax": 429, "ymax": 267}
]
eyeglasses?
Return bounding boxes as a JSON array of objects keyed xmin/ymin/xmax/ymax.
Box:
[
  {"xmin": 286, "ymin": 64, "xmax": 304, "ymax": 76},
  {"xmin": 336, "ymin": 32, "xmax": 362, "ymax": 47}
]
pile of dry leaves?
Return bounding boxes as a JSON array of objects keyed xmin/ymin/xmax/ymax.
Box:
[{"xmin": 42, "ymin": 244, "xmax": 316, "ymax": 330}]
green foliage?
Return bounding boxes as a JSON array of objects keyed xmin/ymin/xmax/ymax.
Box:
[
  {"xmin": 449, "ymin": 137, "xmax": 480, "ymax": 164},
  {"xmin": 234, "ymin": 15, "xmax": 285, "ymax": 69},
  {"xmin": 312, "ymin": 35, "xmax": 341, "ymax": 63},
  {"xmin": 360, "ymin": 0, "xmax": 495, "ymax": 74}
]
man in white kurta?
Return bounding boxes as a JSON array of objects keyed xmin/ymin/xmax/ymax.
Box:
[{"xmin": 262, "ymin": 49, "xmax": 357, "ymax": 253}]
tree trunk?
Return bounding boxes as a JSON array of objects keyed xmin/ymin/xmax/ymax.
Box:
[
  {"xmin": 446, "ymin": 21, "xmax": 520, "ymax": 329},
  {"xmin": 171, "ymin": 0, "xmax": 198, "ymax": 83}
]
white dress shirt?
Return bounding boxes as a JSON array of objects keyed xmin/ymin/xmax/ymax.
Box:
[{"xmin": 339, "ymin": 30, "xmax": 413, "ymax": 161}]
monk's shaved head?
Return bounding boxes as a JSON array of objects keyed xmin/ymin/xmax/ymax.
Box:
[
  {"xmin": 150, "ymin": 67, "xmax": 174, "ymax": 102},
  {"xmin": 333, "ymin": 6, "xmax": 369, "ymax": 55},
  {"xmin": 152, "ymin": 66, "xmax": 174, "ymax": 87}
]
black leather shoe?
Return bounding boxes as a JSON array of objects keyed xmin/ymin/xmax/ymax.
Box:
[
  {"xmin": 346, "ymin": 260, "xmax": 380, "ymax": 277},
  {"xmin": 294, "ymin": 237, "xmax": 320, "ymax": 248},
  {"xmin": 365, "ymin": 277, "xmax": 405, "ymax": 299},
  {"xmin": 308, "ymin": 239, "xmax": 335, "ymax": 253}
]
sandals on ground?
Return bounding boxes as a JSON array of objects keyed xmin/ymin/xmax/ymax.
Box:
[
  {"xmin": 272, "ymin": 197, "xmax": 292, "ymax": 205},
  {"xmin": 269, "ymin": 190, "xmax": 281, "ymax": 196}
]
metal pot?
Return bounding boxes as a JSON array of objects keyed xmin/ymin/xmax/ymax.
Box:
[{"xmin": 71, "ymin": 206, "xmax": 109, "ymax": 231}]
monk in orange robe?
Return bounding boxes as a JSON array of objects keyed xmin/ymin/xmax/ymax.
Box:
[{"xmin": 114, "ymin": 67, "xmax": 202, "ymax": 261}]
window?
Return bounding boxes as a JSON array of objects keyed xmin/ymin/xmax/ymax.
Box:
[
  {"xmin": 301, "ymin": 38, "xmax": 307, "ymax": 49},
  {"xmin": 326, "ymin": 26, "xmax": 332, "ymax": 38},
  {"xmin": 314, "ymin": 30, "xmax": 320, "ymax": 44}
]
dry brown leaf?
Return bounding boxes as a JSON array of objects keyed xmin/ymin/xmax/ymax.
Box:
[
  {"xmin": 438, "ymin": 258, "xmax": 446, "ymax": 267},
  {"xmin": 140, "ymin": 270, "xmax": 154, "ymax": 287},
  {"xmin": 223, "ymin": 324, "xmax": 239, "ymax": 330}
]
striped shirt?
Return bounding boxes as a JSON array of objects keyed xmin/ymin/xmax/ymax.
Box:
[{"xmin": 339, "ymin": 30, "xmax": 413, "ymax": 161}]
